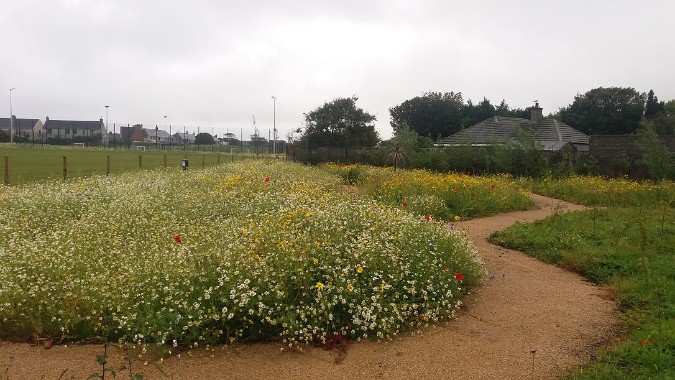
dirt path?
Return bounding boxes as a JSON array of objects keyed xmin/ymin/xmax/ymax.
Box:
[{"xmin": 0, "ymin": 194, "xmax": 620, "ymax": 380}]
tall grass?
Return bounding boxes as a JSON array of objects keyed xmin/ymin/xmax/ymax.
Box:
[{"xmin": 491, "ymin": 177, "xmax": 674, "ymax": 379}]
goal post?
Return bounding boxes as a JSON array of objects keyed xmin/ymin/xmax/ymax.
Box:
[
  {"xmin": 72, "ymin": 143, "xmax": 85, "ymax": 148},
  {"xmin": 136, "ymin": 146, "xmax": 146, "ymax": 151}
]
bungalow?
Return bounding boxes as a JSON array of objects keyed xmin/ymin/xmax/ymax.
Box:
[
  {"xmin": 437, "ymin": 103, "xmax": 589, "ymax": 152},
  {"xmin": 43, "ymin": 117, "xmax": 108, "ymax": 145}
]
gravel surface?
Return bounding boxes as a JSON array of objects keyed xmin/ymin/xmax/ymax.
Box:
[{"xmin": 0, "ymin": 194, "xmax": 620, "ymax": 379}]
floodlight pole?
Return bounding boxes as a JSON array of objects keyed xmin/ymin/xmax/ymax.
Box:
[
  {"xmin": 271, "ymin": 96, "xmax": 277, "ymax": 154},
  {"xmin": 105, "ymin": 105, "xmax": 110, "ymax": 148},
  {"xmin": 9, "ymin": 88, "xmax": 15, "ymax": 144}
]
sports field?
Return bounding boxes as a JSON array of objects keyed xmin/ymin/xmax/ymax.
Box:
[{"xmin": 0, "ymin": 144, "xmax": 280, "ymax": 185}]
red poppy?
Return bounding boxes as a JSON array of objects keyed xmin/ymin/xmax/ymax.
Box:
[
  {"xmin": 454, "ymin": 272, "xmax": 464, "ymax": 281},
  {"xmin": 424, "ymin": 215, "xmax": 431, "ymax": 222},
  {"xmin": 402, "ymin": 201, "xmax": 408, "ymax": 207},
  {"xmin": 173, "ymin": 235, "xmax": 182, "ymax": 243},
  {"xmin": 264, "ymin": 177, "xmax": 270, "ymax": 183}
]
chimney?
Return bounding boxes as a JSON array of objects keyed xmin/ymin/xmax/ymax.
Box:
[{"xmin": 530, "ymin": 102, "xmax": 543, "ymax": 121}]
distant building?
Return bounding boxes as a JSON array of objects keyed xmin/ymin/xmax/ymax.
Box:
[
  {"xmin": 173, "ymin": 132, "xmax": 196, "ymax": 145},
  {"xmin": 43, "ymin": 117, "xmax": 107, "ymax": 145},
  {"xmin": 0, "ymin": 117, "xmax": 43, "ymax": 141},
  {"xmin": 437, "ymin": 103, "xmax": 589, "ymax": 152}
]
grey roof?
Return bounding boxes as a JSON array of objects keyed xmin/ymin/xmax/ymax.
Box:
[
  {"xmin": 143, "ymin": 128, "xmax": 172, "ymax": 138},
  {"xmin": 438, "ymin": 116, "xmax": 589, "ymax": 151},
  {"xmin": 0, "ymin": 117, "xmax": 41, "ymax": 131},
  {"xmin": 44, "ymin": 118, "xmax": 103, "ymax": 131}
]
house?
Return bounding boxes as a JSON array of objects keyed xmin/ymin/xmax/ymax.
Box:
[
  {"xmin": 142, "ymin": 128, "xmax": 172, "ymax": 145},
  {"xmin": 43, "ymin": 117, "xmax": 108, "ymax": 145},
  {"xmin": 173, "ymin": 132, "xmax": 196, "ymax": 145},
  {"xmin": 437, "ymin": 103, "xmax": 589, "ymax": 152},
  {"xmin": 0, "ymin": 117, "xmax": 43, "ymax": 141}
]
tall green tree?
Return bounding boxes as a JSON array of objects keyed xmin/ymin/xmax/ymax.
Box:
[
  {"xmin": 559, "ymin": 87, "xmax": 646, "ymax": 135},
  {"xmin": 644, "ymin": 89, "xmax": 665, "ymax": 118},
  {"xmin": 389, "ymin": 91, "xmax": 464, "ymax": 139},
  {"xmin": 301, "ymin": 96, "xmax": 378, "ymax": 150}
]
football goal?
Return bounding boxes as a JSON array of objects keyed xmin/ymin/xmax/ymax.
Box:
[
  {"xmin": 136, "ymin": 146, "xmax": 146, "ymax": 151},
  {"xmin": 73, "ymin": 143, "xmax": 85, "ymax": 148}
]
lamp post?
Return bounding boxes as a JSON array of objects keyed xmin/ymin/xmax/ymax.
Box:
[
  {"xmin": 164, "ymin": 115, "xmax": 168, "ymax": 149},
  {"xmin": 9, "ymin": 88, "xmax": 15, "ymax": 144},
  {"xmin": 271, "ymin": 96, "xmax": 277, "ymax": 154},
  {"xmin": 155, "ymin": 126, "xmax": 158, "ymax": 150},
  {"xmin": 105, "ymin": 105, "xmax": 110, "ymax": 148}
]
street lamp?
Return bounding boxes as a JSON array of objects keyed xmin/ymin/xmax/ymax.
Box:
[
  {"xmin": 9, "ymin": 88, "xmax": 15, "ymax": 144},
  {"xmin": 105, "ymin": 105, "xmax": 110, "ymax": 148},
  {"xmin": 271, "ymin": 96, "xmax": 277, "ymax": 154},
  {"xmin": 164, "ymin": 115, "xmax": 168, "ymax": 149}
]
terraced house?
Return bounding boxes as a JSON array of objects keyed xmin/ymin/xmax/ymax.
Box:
[
  {"xmin": 0, "ymin": 116, "xmax": 43, "ymax": 142},
  {"xmin": 43, "ymin": 117, "xmax": 108, "ymax": 145}
]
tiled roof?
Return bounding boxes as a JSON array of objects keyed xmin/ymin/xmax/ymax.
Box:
[
  {"xmin": 0, "ymin": 118, "xmax": 41, "ymax": 131},
  {"xmin": 44, "ymin": 119, "xmax": 103, "ymax": 131},
  {"xmin": 438, "ymin": 116, "xmax": 589, "ymax": 151}
]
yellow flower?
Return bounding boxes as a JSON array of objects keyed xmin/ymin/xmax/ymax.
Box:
[
  {"xmin": 454, "ymin": 215, "xmax": 461, "ymax": 221},
  {"xmin": 347, "ymin": 284, "xmax": 354, "ymax": 292},
  {"xmin": 315, "ymin": 282, "xmax": 325, "ymax": 291},
  {"xmin": 356, "ymin": 266, "xmax": 363, "ymax": 274},
  {"xmin": 312, "ymin": 258, "xmax": 319, "ymax": 265}
]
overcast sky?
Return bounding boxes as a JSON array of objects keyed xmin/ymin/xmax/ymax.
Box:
[{"xmin": 2, "ymin": 0, "xmax": 674, "ymax": 140}]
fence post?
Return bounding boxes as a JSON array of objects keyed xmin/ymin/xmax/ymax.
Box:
[
  {"xmin": 217, "ymin": 154, "xmax": 220, "ymax": 164},
  {"xmin": 202, "ymin": 155, "xmax": 205, "ymax": 168},
  {"xmin": 106, "ymin": 155, "xmax": 110, "ymax": 176},
  {"xmin": 3, "ymin": 157, "xmax": 8, "ymax": 186},
  {"xmin": 139, "ymin": 155, "xmax": 143, "ymax": 169},
  {"xmin": 63, "ymin": 156, "xmax": 67, "ymax": 180},
  {"xmin": 164, "ymin": 154, "xmax": 167, "ymax": 169}
]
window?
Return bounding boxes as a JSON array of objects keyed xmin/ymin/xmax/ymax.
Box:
[{"xmin": 65, "ymin": 129, "xmax": 70, "ymax": 134}]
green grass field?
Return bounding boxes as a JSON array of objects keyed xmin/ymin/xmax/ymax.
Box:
[{"xmin": 0, "ymin": 144, "xmax": 282, "ymax": 185}]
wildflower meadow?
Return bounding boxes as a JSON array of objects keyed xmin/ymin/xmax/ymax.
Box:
[
  {"xmin": 0, "ymin": 161, "xmax": 487, "ymax": 348},
  {"xmin": 322, "ymin": 163, "xmax": 533, "ymax": 220}
]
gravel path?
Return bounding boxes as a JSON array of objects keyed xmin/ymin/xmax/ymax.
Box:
[{"xmin": 0, "ymin": 194, "xmax": 620, "ymax": 379}]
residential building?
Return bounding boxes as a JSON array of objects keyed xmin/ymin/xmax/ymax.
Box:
[
  {"xmin": 437, "ymin": 103, "xmax": 589, "ymax": 152},
  {"xmin": 0, "ymin": 117, "xmax": 43, "ymax": 141},
  {"xmin": 43, "ymin": 117, "xmax": 108, "ymax": 145}
]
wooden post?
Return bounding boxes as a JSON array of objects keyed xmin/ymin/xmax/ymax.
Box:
[
  {"xmin": 63, "ymin": 156, "xmax": 67, "ymax": 180},
  {"xmin": 217, "ymin": 154, "xmax": 220, "ymax": 164},
  {"xmin": 139, "ymin": 155, "xmax": 143, "ymax": 169},
  {"xmin": 202, "ymin": 155, "xmax": 205, "ymax": 168},
  {"xmin": 3, "ymin": 157, "xmax": 8, "ymax": 186},
  {"xmin": 106, "ymin": 155, "xmax": 110, "ymax": 176},
  {"xmin": 163, "ymin": 154, "xmax": 167, "ymax": 169}
]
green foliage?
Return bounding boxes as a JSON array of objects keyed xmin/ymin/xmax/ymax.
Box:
[
  {"xmin": 195, "ymin": 132, "xmax": 214, "ymax": 145},
  {"xmin": 491, "ymin": 206, "xmax": 674, "ymax": 379},
  {"xmin": 301, "ymin": 96, "xmax": 379, "ymax": 150},
  {"xmin": 559, "ymin": 87, "xmax": 646, "ymax": 135},
  {"xmin": 389, "ymin": 91, "xmax": 465, "ymax": 138},
  {"xmin": 636, "ymin": 121, "xmax": 674, "ymax": 180}
]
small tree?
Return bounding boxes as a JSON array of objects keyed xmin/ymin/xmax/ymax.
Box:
[
  {"xmin": 195, "ymin": 132, "xmax": 214, "ymax": 145},
  {"xmin": 637, "ymin": 121, "xmax": 673, "ymax": 180}
]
